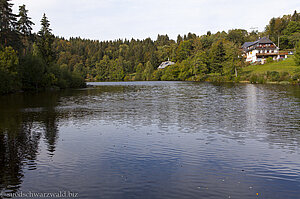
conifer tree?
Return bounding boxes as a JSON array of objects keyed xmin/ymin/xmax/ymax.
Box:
[
  {"xmin": 17, "ymin": 4, "xmax": 34, "ymax": 55},
  {"xmin": 37, "ymin": 13, "xmax": 54, "ymax": 64},
  {"xmin": 17, "ymin": 5, "xmax": 34, "ymax": 36},
  {"xmin": 0, "ymin": 0, "xmax": 18, "ymax": 47}
]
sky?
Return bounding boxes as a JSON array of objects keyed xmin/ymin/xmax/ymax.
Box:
[{"xmin": 12, "ymin": 0, "xmax": 299, "ymax": 41}]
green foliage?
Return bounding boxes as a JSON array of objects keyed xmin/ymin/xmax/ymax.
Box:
[
  {"xmin": 143, "ymin": 61, "xmax": 154, "ymax": 81},
  {"xmin": 53, "ymin": 64, "xmax": 85, "ymax": 88},
  {"xmin": 134, "ymin": 63, "xmax": 144, "ymax": 81},
  {"xmin": 17, "ymin": 5, "xmax": 34, "ymax": 36},
  {"xmin": 178, "ymin": 59, "xmax": 193, "ymax": 80},
  {"xmin": 0, "ymin": 1, "xmax": 86, "ymax": 95},
  {"xmin": 209, "ymin": 41, "xmax": 226, "ymax": 74},
  {"xmin": 0, "ymin": 0, "xmax": 19, "ymax": 48},
  {"xmin": 295, "ymin": 42, "xmax": 300, "ymax": 66},
  {"xmin": 0, "ymin": 46, "xmax": 18, "ymax": 72},
  {"xmin": 247, "ymin": 71, "xmax": 292, "ymax": 83},
  {"xmin": 152, "ymin": 69, "xmax": 163, "ymax": 80},
  {"xmin": 292, "ymin": 68, "xmax": 300, "ymax": 83},
  {"xmin": 17, "ymin": 4, "xmax": 34, "ymax": 55},
  {"xmin": 0, "ymin": 47, "xmax": 20, "ymax": 94},
  {"xmin": 266, "ymin": 71, "xmax": 280, "ymax": 81},
  {"xmin": 19, "ymin": 55, "xmax": 46, "ymax": 90},
  {"xmin": 176, "ymin": 40, "xmax": 192, "ymax": 62},
  {"xmin": 161, "ymin": 64, "xmax": 180, "ymax": 81},
  {"xmin": 266, "ymin": 57, "xmax": 274, "ymax": 64},
  {"xmin": 95, "ymin": 55, "xmax": 109, "ymax": 81},
  {"xmin": 109, "ymin": 58, "xmax": 125, "ymax": 81},
  {"xmin": 265, "ymin": 10, "xmax": 300, "ymax": 49},
  {"xmin": 243, "ymin": 56, "xmax": 297, "ymax": 74},
  {"xmin": 37, "ymin": 13, "xmax": 55, "ymax": 64},
  {"xmin": 1, "ymin": 1, "xmax": 300, "ymax": 95},
  {"xmin": 190, "ymin": 51, "xmax": 208, "ymax": 78},
  {"xmin": 42, "ymin": 10, "xmax": 298, "ymax": 83},
  {"xmin": 227, "ymin": 29, "xmax": 247, "ymax": 46},
  {"xmin": 249, "ymin": 74, "xmax": 265, "ymax": 84},
  {"xmin": 223, "ymin": 41, "xmax": 244, "ymax": 79}
]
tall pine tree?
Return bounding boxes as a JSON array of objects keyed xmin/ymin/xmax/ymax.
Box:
[
  {"xmin": 37, "ymin": 13, "xmax": 54, "ymax": 64},
  {"xmin": 17, "ymin": 4, "xmax": 34, "ymax": 55},
  {"xmin": 17, "ymin": 5, "xmax": 34, "ymax": 36},
  {"xmin": 0, "ymin": 0, "xmax": 18, "ymax": 48}
]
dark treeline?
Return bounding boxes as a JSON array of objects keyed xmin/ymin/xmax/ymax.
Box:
[
  {"xmin": 0, "ymin": 0, "xmax": 85, "ymax": 95},
  {"xmin": 1, "ymin": 0, "xmax": 300, "ymax": 95}
]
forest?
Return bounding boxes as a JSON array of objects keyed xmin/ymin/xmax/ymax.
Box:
[
  {"xmin": 1, "ymin": 0, "xmax": 300, "ymax": 94},
  {"xmin": 0, "ymin": 0, "xmax": 85, "ymax": 94}
]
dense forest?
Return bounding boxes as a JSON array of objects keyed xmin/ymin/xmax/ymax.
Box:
[
  {"xmin": 1, "ymin": 0, "xmax": 300, "ymax": 94},
  {"xmin": 0, "ymin": 0, "xmax": 85, "ymax": 94}
]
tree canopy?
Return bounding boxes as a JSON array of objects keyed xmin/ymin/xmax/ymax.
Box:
[{"xmin": 0, "ymin": 1, "xmax": 299, "ymax": 94}]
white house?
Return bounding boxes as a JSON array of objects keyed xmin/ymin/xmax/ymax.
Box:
[
  {"xmin": 242, "ymin": 37, "xmax": 287, "ymax": 64},
  {"xmin": 158, "ymin": 60, "xmax": 175, "ymax": 69}
]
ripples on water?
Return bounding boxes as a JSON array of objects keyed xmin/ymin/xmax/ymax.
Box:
[{"xmin": 0, "ymin": 81, "xmax": 300, "ymax": 199}]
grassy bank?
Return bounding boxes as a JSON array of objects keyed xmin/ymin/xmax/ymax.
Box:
[
  {"xmin": 242, "ymin": 56, "xmax": 297, "ymax": 75},
  {"xmin": 240, "ymin": 56, "xmax": 300, "ymax": 84}
]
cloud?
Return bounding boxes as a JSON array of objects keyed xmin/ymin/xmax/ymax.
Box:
[{"xmin": 12, "ymin": 0, "xmax": 299, "ymax": 40}]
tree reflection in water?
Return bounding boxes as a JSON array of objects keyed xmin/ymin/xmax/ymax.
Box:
[{"xmin": 0, "ymin": 92, "xmax": 60, "ymax": 195}]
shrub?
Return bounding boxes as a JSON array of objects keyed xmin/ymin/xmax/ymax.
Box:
[
  {"xmin": 279, "ymin": 72, "xmax": 290, "ymax": 82},
  {"xmin": 267, "ymin": 71, "xmax": 280, "ymax": 82},
  {"xmin": 266, "ymin": 57, "xmax": 274, "ymax": 64},
  {"xmin": 249, "ymin": 74, "xmax": 258, "ymax": 83}
]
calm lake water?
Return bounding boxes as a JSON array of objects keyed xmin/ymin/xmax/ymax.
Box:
[{"xmin": 1, "ymin": 81, "xmax": 300, "ymax": 199}]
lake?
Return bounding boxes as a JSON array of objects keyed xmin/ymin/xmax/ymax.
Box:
[{"xmin": 0, "ymin": 81, "xmax": 300, "ymax": 199}]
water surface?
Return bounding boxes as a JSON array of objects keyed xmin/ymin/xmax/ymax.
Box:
[{"xmin": 1, "ymin": 81, "xmax": 300, "ymax": 199}]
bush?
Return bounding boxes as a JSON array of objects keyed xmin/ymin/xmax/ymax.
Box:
[
  {"xmin": 266, "ymin": 57, "xmax": 274, "ymax": 64},
  {"xmin": 249, "ymin": 74, "xmax": 265, "ymax": 84},
  {"xmin": 292, "ymin": 73, "xmax": 300, "ymax": 83},
  {"xmin": 0, "ymin": 69, "xmax": 20, "ymax": 94},
  {"xmin": 207, "ymin": 75, "xmax": 226, "ymax": 83},
  {"xmin": 279, "ymin": 72, "xmax": 290, "ymax": 82},
  {"xmin": 266, "ymin": 71, "xmax": 280, "ymax": 82},
  {"xmin": 69, "ymin": 72, "xmax": 86, "ymax": 88},
  {"xmin": 249, "ymin": 74, "xmax": 258, "ymax": 83}
]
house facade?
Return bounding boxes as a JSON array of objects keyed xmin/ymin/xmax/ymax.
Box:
[{"xmin": 242, "ymin": 37, "xmax": 287, "ymax": 64}]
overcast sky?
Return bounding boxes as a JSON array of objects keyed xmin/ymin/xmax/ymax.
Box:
[{"xmin": 12, "ymin": 0, "xmax": 299, "ymax": 41}]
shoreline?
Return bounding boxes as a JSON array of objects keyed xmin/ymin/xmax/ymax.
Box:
[{"xmin": 86, "ymin": 79, "xmax": 300, "ymax": 85}]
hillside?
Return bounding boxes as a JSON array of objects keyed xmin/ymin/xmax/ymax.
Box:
[
  {"xmin": 242, "ymin": 56, "xmax": 297, "ymax": 75},
  {"xmin": 240, "ymin": 56, "xmax": 300, "ymax": 83}
]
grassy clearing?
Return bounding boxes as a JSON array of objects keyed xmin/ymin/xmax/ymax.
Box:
[{"xmin": 242, "ymin": 56, "xmax": 298, "ymax": 75}]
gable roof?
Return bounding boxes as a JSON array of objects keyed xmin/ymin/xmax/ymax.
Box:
[
  {"xmin": 158, "ymin": 61, "xmax": 175, "ymax": 69},
  {"xmin": 242, "ymin": 37, "xmax": 276, "ymax": 52},
  {"xmin": 242, "ymin": 42, "xmax": 255, "ymax": 48},
  {"xmin": 256, "ymin": 37, "xmax": 274, "ymax": 44}
]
